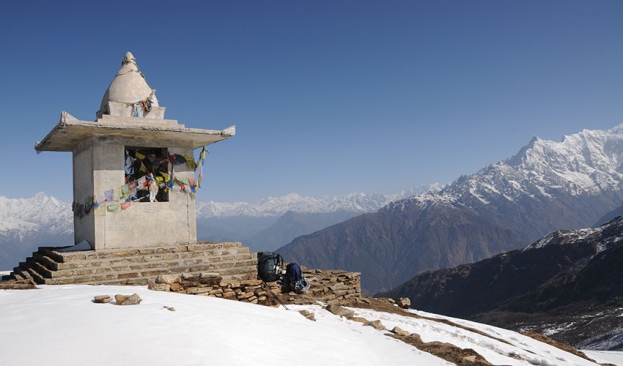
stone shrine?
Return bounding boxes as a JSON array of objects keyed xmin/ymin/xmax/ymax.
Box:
[
  {"xmin": 3, "ymin": 52, "xmax": 258, "ymax": 286},
  {"xmin": 2, "ymin": 52, "xmax": 362, "ymax": 302},
  {"xmin": 35, "ymin": 52, "xmax": 235, "ymax": 251}
]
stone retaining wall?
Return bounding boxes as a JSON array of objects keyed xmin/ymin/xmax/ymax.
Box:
[{"xmin": 148, "ymin": 267, "xmax": 361, "ymax": 306}]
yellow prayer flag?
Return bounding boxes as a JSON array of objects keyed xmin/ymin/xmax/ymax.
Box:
[{"xmin": 184, "ymin": 154, "xmax": 196, "ymax": 170}]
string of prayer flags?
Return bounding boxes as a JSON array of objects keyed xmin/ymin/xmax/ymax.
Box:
[
  {"xmin": 124, "ymin": 89, "xmax": 157, "ymax": 117},
  {"xmin": 170, "ymin": 152, "xmax": 203, "ymax": 171},
  {"xmin": 73, "ymin": 145, "xmax": 209, "ymax": 219},
  {"xmin": 141, "ymin": 90, "xmax": 156, "ymax": 113}
]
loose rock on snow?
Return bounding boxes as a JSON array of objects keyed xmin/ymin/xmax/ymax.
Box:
[{"xmin": 115, "ymin": 293, "xmax": 142, "ymax": 305}]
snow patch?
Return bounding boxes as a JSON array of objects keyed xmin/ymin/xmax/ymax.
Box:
[{"xmin": 0, "ymin": 285, "xmax": 614, "ymax": 366}]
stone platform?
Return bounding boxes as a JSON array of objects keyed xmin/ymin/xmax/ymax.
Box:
[{"xmin": 1, "ymin": 242, "xmax": 257, "ymax": 286}]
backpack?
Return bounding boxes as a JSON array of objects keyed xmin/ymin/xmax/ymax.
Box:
[
  {"xmin": 257, "ymin": 252, "xmax": 284, "ymax": 283},
  {"xmin": 283, "ymin": 263, "xmax": 309, "ymax": 294}
]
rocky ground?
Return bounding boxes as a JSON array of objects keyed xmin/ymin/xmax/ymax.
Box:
[{"xmin": 341, "ymin": 296, "xmax": 611, "ymax": 366}]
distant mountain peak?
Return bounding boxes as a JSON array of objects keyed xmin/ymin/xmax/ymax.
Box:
[
  {"xmin": 387, "ymin": 123, "xmax": 623, "ymax": 214},
  {"xmin": 196, "ymin": 185, "xmax": 440, "ymax": 218},
  {"xmin": 506, "ymin": 135, "xmax": 540, "ymax": 167}
]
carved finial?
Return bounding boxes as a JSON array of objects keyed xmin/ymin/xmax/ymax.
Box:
[{"xmin": 122, "ymin": 52, "xmax": 136, "ymax": 66}]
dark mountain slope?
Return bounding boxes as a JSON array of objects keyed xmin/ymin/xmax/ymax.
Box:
[
  {"xmin": 595, "ymin": 202, "xmax": 623, "ymax": 226},
  {"xmin": 248, "ymin": 210, "xmax": 360, "ymax": 252},
  {"xmin": 280, "ymin": 189, "xmax": 623, "ymax": 295},
  {"xmin": 378, "ymin": 216, "xmax": 623, "ymax": 350},
  {"xmin": 280, "ymin": 202, "xmax": 525, "ymax": 294}
]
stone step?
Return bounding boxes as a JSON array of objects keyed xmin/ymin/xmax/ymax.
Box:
[
  {"xmin": 30, "ymin": 252, "xmax": 255, "ymax": 278},
  {"xmin": 77, "ymin": 268, "xmax": 254, "ymax": 287},
  {"xmin": 30, "ymin": 256, "xmax": 256, "ymax": 280},
  {"xmin": 14, "ymin": 263, "xmax": 31, "ymax": 279},
  {"xmin": 35, "ymin": 247, "xmax": 252, "ymax": 271},
  {"xmin": 6, "ymin": 268, "xmax": 26, "ymax": 281},
  {"xmin": 41, "ymin": 242, "xmax": 246, "ymax": 263},
  {"xmin": 34, "ymin": 254, "xmax": 61, "ymax": 271},
  {"xmin": 5, "ymin": 242, "xmax": 258, "ymax": 287},
  {"xmin": 12, "ymin": 265, "xmax": 46, "ymax": 285},
  {"xmin": 21, "ymin": 260, "xmax": 256, "ymax": 285},
  {"xmin": 11, "ymin": 269, "xmax": 257, "ymax": 286}
]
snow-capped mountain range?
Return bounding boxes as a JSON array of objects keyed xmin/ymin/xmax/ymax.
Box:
[
  {"xmin": 0, "ymin": 193, "xmax": 72, "ymax": 238},
  {"xmin": 278, "ymin": 123, "xmax": 623, "ymax": 294},
  {"xmin": 0, "ymin": 185, "xmax": 438, "ymax": 270},
  {"xmin": 392, "ymin": 124, "xmax": 623, "ymax": 212},
  {"xmin": 195, "ymin": 186, "xmax": 439, "ymax": 218},
  {"xmin": 0, "ymin": 193, "xmax": 74, "ymax": 272}
]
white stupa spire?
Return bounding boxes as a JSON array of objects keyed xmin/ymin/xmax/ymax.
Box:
[{"xmin": 96, "ymin": 52, "xmax": 159, "ymax": 118}]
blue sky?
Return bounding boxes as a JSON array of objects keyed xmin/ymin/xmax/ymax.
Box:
[{"xmin": 1, "ymin": 1, "xmax": 622, "ymax": 203}]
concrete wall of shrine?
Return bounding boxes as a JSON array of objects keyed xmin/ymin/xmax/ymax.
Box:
[
  {"xmin": 73, "ymin": 138, "xmax": 96, "ymax": 246},
  {"xmin": 72, "ymin": 135, "xmax": 198, "ymax": 250}
]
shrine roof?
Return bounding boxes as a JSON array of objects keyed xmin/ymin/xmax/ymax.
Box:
[{"xmin": 35, "ymin": 112, "xmax": 235, "ymax": 152}]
